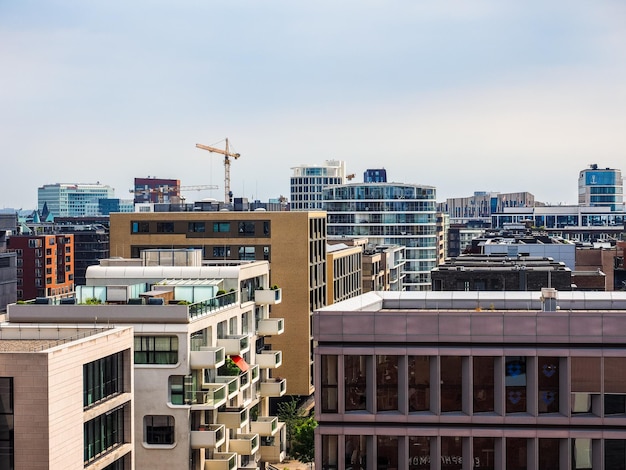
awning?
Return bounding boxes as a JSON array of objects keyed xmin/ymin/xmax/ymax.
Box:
[{"xmin": 231, "ymin": 355, "xmax": 249, "ymax": 372}]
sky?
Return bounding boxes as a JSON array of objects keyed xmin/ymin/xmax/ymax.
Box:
[{"xmin": 1, "ymin": 0, "xmax": 626, "ymax": 210}]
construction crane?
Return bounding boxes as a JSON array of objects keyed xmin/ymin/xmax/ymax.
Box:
[
  {"xmin": 195, "ymin": 138, "xmax": 241, "ymax": 204},
  {"xmin": 346, "ymin": 173, "xmax": 356, "ymax": 181},
  {"xmin": 130, "ymin": 184, "xmax": 218, "ymax": 203}
]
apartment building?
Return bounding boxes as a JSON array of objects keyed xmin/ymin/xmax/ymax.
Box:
[
  {"xmin": 109, "ymin": 211, "xmax": 327, "ymax": 398},
  {"xmin": 324, "ymin": 182, "xmax": 437, "ymax": 291},
  {"xmin": 8, "ymin": 233, "xmax": 74, "ymax": 301},
  {"xmin": 326, "ymin": 243, "xmax": 363, "ymax": 304},
  {"xmin": 0, "ymin": 324, "xmax": 134, "ymax": 470},
  {"xmin": 314, "ymin": 290, "xmax": 626, "ymax": 470},
  {"xmin": 8, "ymin": 255, "xmax": 287, "ymax": 470},
  {"xmin": 290, "ymin": 160, "xmax": 347, "ymax": 210}
]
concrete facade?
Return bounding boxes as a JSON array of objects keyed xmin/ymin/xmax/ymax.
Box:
[
  {"xmin": 109, "ymin": 211, "xmax": 327, "ymax": 397},
  {"xmin": 313, "ymin": 291, "xmax": 626, "ymax": 470}
]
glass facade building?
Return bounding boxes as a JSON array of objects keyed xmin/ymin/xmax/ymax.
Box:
[
  {"xmin": 38, "ymin": 183, "xmax": 115, "ymax": 217},
  {"xmin": 324, "ymin": 183, "xmax": 437, "ymax": 291},
  {"xmin": 290, "ymin": 160, "xmax": 346, "ymax": 210},
  {"xmin": 578, "ymin": 165, "xmax": 624, "ymax": 211}
]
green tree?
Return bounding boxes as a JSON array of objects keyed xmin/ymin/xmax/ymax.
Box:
[
  {"xmin": 291, "ymin": 416, "xmax": 317, "ymax": 464},
  {"xmin": 276, "ymin": 397, "xmax": 307, "ymax": 456}
]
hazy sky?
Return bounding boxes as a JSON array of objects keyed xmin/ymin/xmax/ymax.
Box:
[{"xmin": 2, "ymin": 0, "xmax": 626, "ymax": 210}]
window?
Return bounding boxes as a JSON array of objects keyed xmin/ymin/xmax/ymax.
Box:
[
  {"xmin": 345, "ymin": 356, "xmax": 367, "ymax": 411},
  {"xmin": 377, "ymin": 436, "xmax": 398, "ymax": 470},
  {"xmin": 506, "ymin": 356, "xmax": 526, "ymax": 413},
  {"xmin": 83, "ymin": 352, "xmax": 124, "ymax": 407},
  {"xmin": 376, "ymin": 355, "xmax": 398, "ymax": 411},
  {"xmin": 0, "ymin": 378, "xmax": 13, "ymax": 470},
  {"xmin": 238, "ymin": 246, "xmax": 255, "ymax": 261},
  {"xmin": 345, "ymin": 435, "xmax": 367, "ymax": 470},
  {"xmin": 84, "ymin": 405, "xmax": 126, "ymax": 464},
  {"xmin": 474, "ymin": 357, "xmax": 495, "ymax": 413},
  {"xmin": 321, "ymin": 435, "xmax": 338, "ymax": 470},
  {"xmin": 441, "ymin": 356, "xmax": 462, "ymax": 412},
  {"xmin": 506, "ymin": 438, "xmax": 527, "ymax": 470},
  {"xmin": 321, "ymin": 355, "xmax": 338, "ymax": 413},
  {"xmin": 409, "ymin": 356, "xmax": 430, "ymax": 412},
  {"xmin": 188, "ymin": 222, "xmax": 205, "ymax": 233},
  {"xmin": 144, "ymin": 415, "xmax": 174, "ymax": 445},
  {"xmin": 238, "ymin": 222, "xmax": 255, "ymax": 236},
  {"xmin": 169, "ymin": 376, "xmax": 186, "ymax": 405},
  {"xmin": 131, "ymin": 221, "xmax": 149, "ymax": 233},
  {"xmin": 441, "ymin": 436, "xmax": 463, "ymax": 470},
  {"xmin": 538, "ymin": 356, "xmax": 559, "ymax": 413},
  {"xmin": 213, "ymin": 246, "xmax": 231, "ymax": 258},
  {"xmin": 539, "ymin": 439, "xmax": 560, "ymax": 470},
  {"xmin": 473, "ymin": 437, "xmax": 495, "ymax": 470},
  {"xmin": 134, "ymin": 336, "xmax": 178, "ymax": 365},
  {"xmin": 28, "ymin": 239, "xmax": 41, "ymax": 248},
  {"xmin": 156, "ymin": 222, "xmax": 174, "ymax": 233},
  {"xmin": 213, "ymin": 222, "xmax": 230, "ymax": 233}
]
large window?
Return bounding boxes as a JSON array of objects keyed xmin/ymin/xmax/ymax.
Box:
[
  {"xmin": 188, "ymin": 222, "xmax": 205, "ymax": 233},
  {"xmin": 144, "ymin": 415, "xmax": 175, "ymax": 445},
  {"xmin": 0, "ymin": 378, "xmax": 13, "ymax": 470},
  {"xmin": 156, "ymin": 222, "xmax": 175, "ymax": 233},
  {"xmin": 213, "ymin": 222, "xmax": 230, "ymax": 233},
  {"xmin": 238, "ymin": 222, "xmax": 255, "ymax": 236},
  {"xmin": 345, "ymin": 356, "xmax": 367, "ymax": 411},
  {"xmin": 473, "ymin": 357, "xmax": 495, "ymax": 413},
  {"xmin": 506, "ymin": 356, "xmax": 527, "ymax": 413},
  {"xmin": 131, "ymin": 221, "xmax": 149, "ymax": 233},
  {"xmin": 441, "ymin": 356, "xmax": 462, "ymax": 412},
  {"xmin": 84, "ymin": 405, "xmax": 126, "ymax": 464},
  {"xmin": 408, "ymin": 356, "xmax": 430, "ymax": 412},
  {"xmin": 376, "ymin": 355, "xmax": 398, "ymax": 411},
  {"xmin": 538, "ymin": 356, "xmax": 559, "ymax": 413},
  {"xmin": 134, "ymin": 336, "xmax": 178, "ymax": 365},
  {"xmin": 320, "ymin": 355, "xmax": 338, "ymax": 413},
  {"xmin": 84, "ymin": 352, "xmax": 124, "ymax": 407},
  {"xmin": 408, "ymin": 436, "xmax": 430, "ymax": 469}
]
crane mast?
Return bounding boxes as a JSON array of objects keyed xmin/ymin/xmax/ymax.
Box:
[{"xmin": 195, "ymin": 138, "xmax": 241, "ymax": 204}]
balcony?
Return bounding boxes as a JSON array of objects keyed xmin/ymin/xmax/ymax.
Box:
[
  {"xmin": 216, "ymin": 335, "xmax": 250, "ymax": 356},
  {"xmin": 239, "ymin": 369, "xmax": 251, "ymax": 391},
  {"xmin": 190, "ymin": 424, "xmax": 226, "ymax": 449},
  {"xmin": 254, "ymin": 288, "xmax": 282, "ymax": 305},
  {"xmin": 260, "ymin": 378, "xmax": 286, "ymax": 398},
  {"xmin": 259, "ymin": 423, "xmax": 286, "ymax": 464},
  {"xmin": 189, "ymin": 384, "xmax": 227, "ymax": 410},
  {"xmin": 215, "ymin": 375, "xmax": 240, "ymax": 400},
  {"xmin": 250, "ymin": 417, "xmax": 279, "ymax": 437},
  {"xmin": 229, "ymin": 433, "xmax": 259, "ymax": 455},
  {"xmin": 204, "ymin": 452, "xmax": 237, "ymax": 470},
  {"xmin": 190, "ymin": 347, "xmax": 226, "ymax": 369},
  {"xmin": 255, "ymin": 350, "xmax": 282, "ymax": 369},
  {"xmin": 217, "ymin": 407, "xmax": 249, "ymax": 429},
  {"xmin": 256, "ymin": 318, "xmax": 284, "ymax": 336}
]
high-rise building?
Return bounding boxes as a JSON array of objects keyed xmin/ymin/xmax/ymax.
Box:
[
  {"xmin": 108, "ymin": 210, "xmax": 327, "ymax": 397},
  {"xmin": 324, "ymin": 182, "xmax": 438, "ymax": 291},
  {"xmin": 290, "ymin": 160, "xmax": 347, "ymax": 210},
  {"xmin": 38, "ymin": 183, "xmax": 115, "ymax": 217},
  {"xmin": 8, "ymin": 233, "xmax": 74, "ymax": 300},
  {"xmin": 439, "ymin": 191, "xmax": 536, "ymax": 225},
  {"xmin": 578, "ymin": 164, "xmax": 624, "ymax": 211},
  {"xmin": 314, "ymin": 289, "xmax": 626, "ymax": 470}
]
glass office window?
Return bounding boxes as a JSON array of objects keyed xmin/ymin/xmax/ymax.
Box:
[
  {"xmin": 408, "ymin": 356, "xmax": 430, "ymax": 412},
  {"xmin": 538, "ymin": 356, "xmax": 559, "ymax": 414},
  {"xmin": 376, "ymin": 355, "xmax": 398, "ymax": 411},
  {"xmin": 377, "ymin": 436, "xmax": 398, "ymax": 470},
  {"xmin": 473, "ymin": 357, "xmax": 495, "ymax": 413},
  {"xmin": 572, "ymin": 438, "xmax": 592, "ymax": 470},
  {"xmin": 441, "ymin": 356, "xmax": 462, "ymax": 412},
  {"xmin": 506, "ymin": 438, "xmax": 527, "ymax": 470},
  {"xmin": 571, "ymin": 357, "xmax": 600, "ymax": 414},
  {"xmin": 84, "ymin": 406, "xmax": 126, "ymax": 464},
  {"xmin": 320, "ymin": 355, "xmax": 338, "ymax": 413},
  {"xmin": 409, "ymin": 436, "xmax": 430, "ymax": 469},
  {"xmin": 134, "ymin": 336, "xmax": 178, "ymax": 365},
  {"xmin": 144, "ymin": 415, "xmax": 174, "ymax": 445},
  {"xmin": 538, "ymin": 439, "xmax": 560, "ymax": 470},
  {"xmin": 345, "ymin": 435, "xmax": 367, "ymax": 470},
  {"xmin": 506, "ymin": 356, "xmax": 527, "ymax": 413},
  {"xmin": 473, "ymin": 437, "xmax": 495, "ymax": 470},
  {"xmin": 0, "ymin": 378, "xmax": 13, "ymax": 470},
  {"xmin": 605, "ymin": 357, "xmax": 626, "ymax": 415},
  {"xmin": 345, "ymin": 356, "xmax": 368, "ymax": 411},
  {"xmin": 321, "ymin": 435, "xmax": 338, "ymax": 470},
  {"xmin": 605, "ymin": 440, "xmax": 626, "ymax": 470},
  {"xmin": 83, "ymin": 351, "xmax": 124, "ymax": 407},
  {"xmin": 441, "ymin": 436, "xmax": 463, "ymax": 470}
]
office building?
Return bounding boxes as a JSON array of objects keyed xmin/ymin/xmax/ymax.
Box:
[
  {"xmin": 324, "ymin": 182, "xmax": 437, "ymax": 291},
  {"xmin": 0, "ymin": 323, "xmax": 134, "ymax": 470},
  {"xmin": 326, "ymin": 242, "xmax": 363, "ymax": 303},
  {"xmin": 290, "ymin": 160, "xmax": 347, "ymax": 210},
  {"xmin": 8, "ymin": 254, "xmax": 287, "ymax": 470},
  {"xmin": 314, "ymin": 290, "xmax": 626, "ymax": 470},
  {"xmin": 109, "ymin": 210, "xmax": 327, "ymax": 397},
  {"xmin": 439, "ymin": 191, "xmax": 536, "ymax": 225},
  {"xmin": 132, "ymin": 177, "xmax": 181, "ymax": 204},
  {"xmin": 578, "ymin": 164, "xmax": 624, "ymax": 211},
  {"xmin": 38, "ymin": 183, "xmax": 115, "ymax": 218},
  {"xmin": 8, "ymin": 233, "xmax": 74, "ymax": 301},
  {"xmin": 363, "ymin": 169, "xmax": 387, "ymax": 183}
]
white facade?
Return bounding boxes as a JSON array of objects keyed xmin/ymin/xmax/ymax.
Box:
[
  {"xmin": 324, "ymin": 183, "xmax": 437, "ymax": 291},
  {"xmin": 38, "ymin": 183, "xmax": 115, "ymax": 217},
  {"xmin": 290, "ymin": 160, "xmax": 347, "ymax": 210}
]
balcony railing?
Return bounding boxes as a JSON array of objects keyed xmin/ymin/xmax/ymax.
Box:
[
  {"xmin": 229, "ymin": 433, "xmax": 259, "ymax": 455},
  {"xmin": 216, "ymin": 335, "xmax": 250, "ymax": 356},
  {"xmin": 215, "ymin": 375, "xmax": 240, "ymax": 399},
  {"xmin": 188, "ymin": 384, "xmax": 227, "ymax": 410},
  {"xmin": 189, "ymin": 347, "xmax": 226, "ymax": 369},
  {"xmin": 254, "ymin": 288, "xmax": 282, "ymax": 305},
  {"xmin": 250, "ymin": 417, "xmax": 279, "ymax": 436},
  {"xmin": 217, "ymin": 407, "xmax": 249, "ymax": 429},
  {"xmin": 205, "ymin": 452, "xmax": 237, "ymax": 470},
  {"xmin": 260, "ymin": 378, "xmax": 287, "ymax": 398},
  {"xmin": 256, "ymin": 318, "xmax": 284, "ymax": 336},
  {"xmin": 190, "ymin": 424, "xmax": 226, "ymax": 449},
  {"xmin": 256, "ymin": 350, "xmax": 282, "ymax": 369},
  {"xmin": 250, "ymin": 364, "xmax": 260, "ymax": 383}
]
